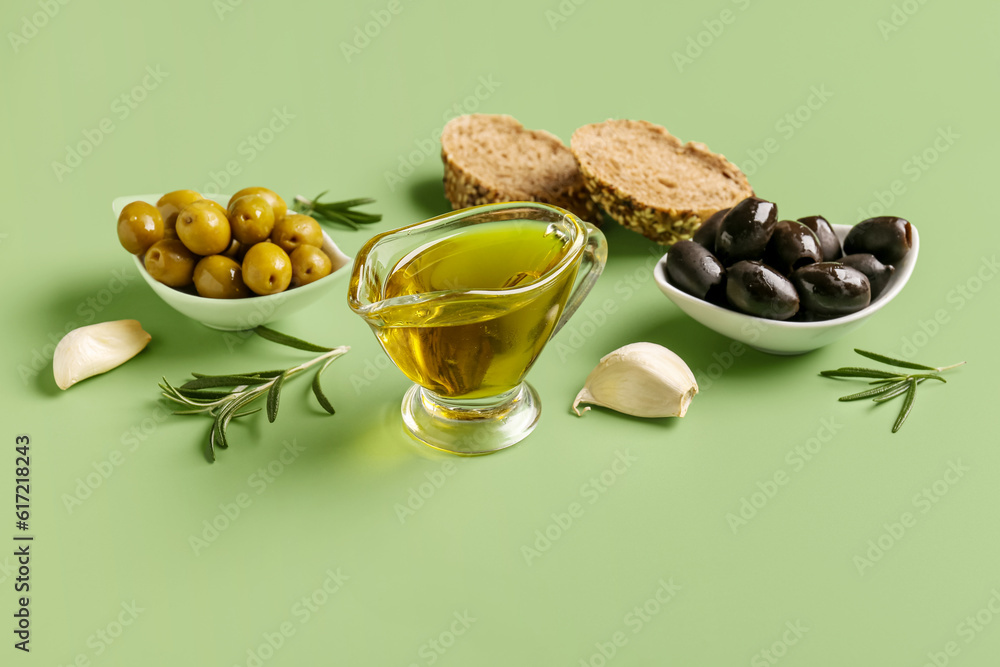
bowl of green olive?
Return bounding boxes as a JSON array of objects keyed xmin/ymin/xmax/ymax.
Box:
[{"xmin": 113, "ymin": 188, "xmax": 352, "ymax": 331}]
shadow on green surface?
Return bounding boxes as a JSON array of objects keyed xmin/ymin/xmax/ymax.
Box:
[
  {"xmin": 407, "ymin": 174, "xmax": 451, "ymax": 220},
  {"xmin": 20, "ymin": 270, "xmax": 185, "ymax": 395},
  {"xmin": 600, "ymin": 216, "xmax": 667, "ymax": 259},
  {"xmin": 565, "ymin": 401, "xmax": 686, "ymax": 432},
  {"xmin": 626, "ymin": 309, "xmax": 822, "ymax": 388},
  {"xmin": 32, "ymin": 364, "xmax": 60, "ymax": 397}
]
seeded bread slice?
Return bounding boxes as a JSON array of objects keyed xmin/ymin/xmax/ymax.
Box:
[
  {"xmin": 571, "ymin": 119, "xmax": 753, "ymax": 245},
  {"xmin": 441, "ymin": 114, "xmax": 599, "ymax": 222}
]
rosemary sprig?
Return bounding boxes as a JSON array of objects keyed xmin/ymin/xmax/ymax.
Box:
[
  {"xmin": 820, "ymin": 348, "xmax": 965, "ymax": 433},
  {"xmin": 292, "ymin": 191, "xmax": 382, "ymax": 230},
  {"xmin": 159, "ymin": 326, "xmax": 350, "ymax": 462}
]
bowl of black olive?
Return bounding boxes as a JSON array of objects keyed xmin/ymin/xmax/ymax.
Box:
[{"xmin": 653, "ymin": 196, "xmax": 919, "ymax": 354}]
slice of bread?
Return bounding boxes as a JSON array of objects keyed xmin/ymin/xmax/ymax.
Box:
[
  {"xmin": 441, "ymin": 114, "xmax": 599, "ymax": 222},
  {"xmin": 571, "ymin": 120, "xmax": 753, "ymax": 245}
]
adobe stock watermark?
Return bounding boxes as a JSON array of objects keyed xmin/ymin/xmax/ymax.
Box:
[
  {"xmin": 688, "ymin": 306, "xmax": 789, "ymax": 393},
  {"xmin": 544, "ymin": 0, "xmax": 589, "ymax": 31},
  {"xmin": 349, "ymin": 350, "xmax": 393, "ymax": 394},
  {"xmin": 340, "ymin": 0, "xmax": 416, "ymax": 63},
  {"xmin": 56, "ymin": 601, "xmax": 144, "ymax": 667},
  {"xmin": 61, "ymin": 406, "xmax": 171, "ymax": 514},
  {"xmin": 189, "ymin": 439, "xmax": 306, "ymax": 555},
  {"xmin": 877, "ymin": 0, "xmax": 931, "ymax": 40},
  {"xmin": 394, "ymin": 460, "xmax": 458, "ymax": 523},
  {"xmin": 738, "ymin": 85, "xmax": 834, "ymax": 178},
  {"xmin": 522, "ymin": 450, "xmax": 638, "ymax": 566},
  {"xmin": 893, "ymin": 254, "xmax": 998, "ymax": 361},
  {"xmin": 750, "ymin": 620, "xmax": 810, "ymax": 667},
  {"xmin": 199, "ymin": 106, "xmax": 296, "ymax": 197},
  {"xmin": 404, "ymin": 611, "xmax": 477, "ymax": 667},
  {"xmin": 578, "ymin": 578, "xmax": 682, "ymax": 667},
  {"xmin": 726, "ymin": 417, "xmax": 843, "ymax": 534},
  {"xmin": 8, "ymin": 0, "xmax": 71, "ymax": 54},
  {"xmin": 18, "ymin": 266, "xmax": 137, "ymax": 385},
  {"xmin": 690, "ymin": 334, "xmax": 754, "ymax": 393},
  {"xmin": 856, "ymin": 126, "xmax": 958, "ymax": 219},
  {"xmin": 51, "ymin": 66, "xmax": 169, "ymax": 182},
  {"xmin": 672, "ymin": 0, "xmax": 753, "ymax": 73},
  {"xmin": 383, "ymin": 75, "xmax": 502, "ymax": 192},
  {"xmin": 919, "ymin": 588, "xmax": 1000, "ymax": 667},
  {"xmin": 553, "ymin": 245, "xmax": 663, "ymax": 363},
  {"xmin": 232, "ymin": 566, "xmax": 349, "ymax": 667},
  {"xmin": 213, "ymin": 0, "xmax": 248, "ymax": 21},
  {"xmin": 853, "ymin": 459, "xmax": 970, "ymax": 576}
]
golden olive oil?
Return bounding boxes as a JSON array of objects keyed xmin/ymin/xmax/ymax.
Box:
[{"xmin": 376, "ymin": 220, "xmax": 577, "ymax": 399}]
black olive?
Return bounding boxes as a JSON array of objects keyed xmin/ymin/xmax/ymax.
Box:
[
  {"xmin": 797, "ymin": 215, "xmax": 843, "ymax": 261},
  {"xmin": 790, "ymin": 262, "xmax": 871, "ymax": 318},
  {"xmin": 692, "ymin": 208, "xmax": 729, "ymax": 252},
  {"xmin": 764, "ymin": 220, "xmax": 823, "ymax": 275},
  {"xmin": 840, "ymin": 253, "xmax": 895, "ymax": 300},
  {"xmin": 715, "ymin": 197, "xmax": 778, "ymax": 264},
  {"xmin": 726, "ymin": 260, "xmax": 799, "ymax": 320},
  {"xmin": 665, "ymin": 240, "xmax": 726, "ymax": 302},
  {"xmin": 843, "ymin": 216, "xmax": 912, "ymax": 265}
]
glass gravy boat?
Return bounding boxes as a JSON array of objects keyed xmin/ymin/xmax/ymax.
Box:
[{"xmin": 348, "ymin": 202, "xmax": 607, "ymax": 454}]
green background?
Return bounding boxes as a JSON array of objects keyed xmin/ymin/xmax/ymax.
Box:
[{"xmin": 2, "ymin": 0, "xmax": 998, "ymax": 664}]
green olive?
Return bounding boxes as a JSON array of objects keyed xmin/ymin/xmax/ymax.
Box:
[
  {"xmin": 290, "ymin": 245, "xmax": 332, "ymax": 286},
  {"xmin": 203, "ymin": 199, "xmax": 228, "ymax": 217},
  {"xmin": 176, "ymin": 200, "xmax": 231, "ymax": 256},
  {"xmin": 228, "ymin": 194, "xmax": 275, "ymax": 245},
  {"xmin": 156, "ymin": 190, "xmax": 202, "ymax": 238},
  {"xmin": 117, "ymin": 201, "xmax": 164, "ymax": 255},
  {"xmin": 193, "ymin": 255, "xmax": 249, "ymax": 299},
  {"xmin": 242, "ymin": 242, "xmax": 291, "ymax": 295},
  {"xmin": 144, "ymin": 239, "xmax": 197, "ymax": 287},
  {"xmin": 271, "ymin": 214, "xmax": 322, "ymax": 253},
  {"xmin": 222, "ymin": 238, "xmax": 244, "ymax": 259},
  {"xmin": 229, "ymin": 187, "xmax": 286, "ymax": 222}
]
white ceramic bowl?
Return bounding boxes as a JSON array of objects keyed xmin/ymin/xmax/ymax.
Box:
[
  {"xmin": 113, "ymin": 194, "xmax": 352, "ymax": 331},
  {"xmin": 653, "ymin": 223, "xmax": 919, "ymax": 355}
]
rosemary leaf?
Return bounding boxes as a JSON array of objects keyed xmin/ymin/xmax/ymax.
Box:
[
  {"xmin": 322, "ymin": 197, "xmax": 377, "ymax": 209},
  {"xmin": 344, "ymin": 212, "xmax": 381, "ymax": 224},
  {"xmin": 892, "ymin": 380, "xmax": 918, "ymax": 433},
  {"xmin": 253, "ymin": 326, "xmax": 333, "ymax": 352},
  {"xmin": 873, "ymin": 378, "xmax": 925, "ymax": 403},
  {"xmin": 320, "ymin": 211, "xmax": 360, "ymax": 229},
  {"xmin": 266, "ymin": 372, "xmax": 286, "ymax": 423},
  {"xmin": 820, "ymin": 367, "xmax": 903, "ymax": 380},
  {"xmin": 174, "ymin": 388, "xmax": 239, "ymax": 400},
  {"xmin": 294, "ymin": 192, "xmax": 382, "ymax": 229},
  {"xmin": 821, "ymin": 348, "xmax": 963, "ymax": 434},
  {"xmin": 210, "ymin": 417, "xmax": 226, "ymax": 460},
  {"xmin": 838, "ymin": 380, "xmax": 909, "ymax": 402},
  {"xmin": 182, "ymin": 375, "xmax": 269, "ymax": 390},
  {"xmin": 854, "ymin": 349, "xmax": 936, "ymax": 371},
  {"xmin": 311, "ymin": 357, "xmax": 338, "ymax": 415},
  {"xmin": 161, "ymin": 328, "xmax": 348, "ymax": 461},
  {"xmin": 907, "ymin": 373, "xmax": 947, "ymax": 383}
]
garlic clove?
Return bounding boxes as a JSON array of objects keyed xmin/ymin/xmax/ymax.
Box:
[
  {"xmin": 572, "ymin": 342, "xmax": 698, "ymax": 418},
  {"xmin": 53, "ymin": 320, "xmax": 152, "ymax": 390}
]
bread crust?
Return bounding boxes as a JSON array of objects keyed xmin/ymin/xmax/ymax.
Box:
[
  {"xmin": 571, "ymin": 120, "xmax": 753, "ymax": 245},
  {"xmin": 441, "ymin": 114, "xmax": 600, "ymax": 222}
]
